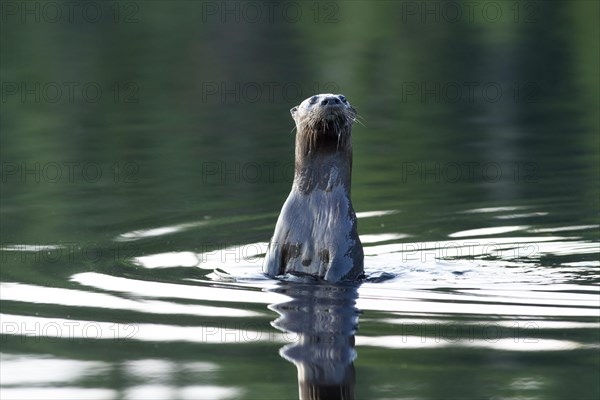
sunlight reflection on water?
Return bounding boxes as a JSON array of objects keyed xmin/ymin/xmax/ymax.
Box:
[{"xmin": 1, "ymin": 210, "xmax": 598, "ymax": 400}]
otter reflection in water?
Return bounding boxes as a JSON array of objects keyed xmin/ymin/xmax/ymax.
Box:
[
  {"xmin": 263, "ymin": 94, "xmax": 364, "ymax": 282},
  {"xmin": 269, "ymin": 281, "xmax": 360, "ymax": 400}
]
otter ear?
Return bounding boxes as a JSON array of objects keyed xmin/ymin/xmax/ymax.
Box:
[{"xmin": 290, "ymin": 106, "xmax": 298, "ymax": 119}]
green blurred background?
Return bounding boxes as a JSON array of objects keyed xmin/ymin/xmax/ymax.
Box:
[
  {"xmin": 1, "ymin": 1, "xmax": 599, "ymax": 399},
  {"xmin": 2, "ymin": 0, "xmax": 598, "ymax": 248}
]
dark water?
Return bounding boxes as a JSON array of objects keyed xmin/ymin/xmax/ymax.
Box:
[{"xmin": 1, "ymin": 1, "xmax": 599, "ymax": 399}]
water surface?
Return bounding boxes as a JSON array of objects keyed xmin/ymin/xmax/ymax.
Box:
[{"xmin": 1, "ymin": 1, "xmax": 599, "ymax": 399}]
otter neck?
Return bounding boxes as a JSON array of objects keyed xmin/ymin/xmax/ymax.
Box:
[{"xmin": 293, "ymin": 131, "xmax": 353, "ymax": 195}]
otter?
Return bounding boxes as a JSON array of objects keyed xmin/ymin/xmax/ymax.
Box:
[{"xmin": 263, "ymin": 93, "xmax": 364, "ymax": 281}]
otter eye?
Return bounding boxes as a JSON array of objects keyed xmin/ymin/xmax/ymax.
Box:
[
  {"xmin": 309, "ymin": 96, "xmax": 318, "ymax": 105},
  {"xmin": 339, "ymin": 95, "xmax": 347, "ymax": 103}
]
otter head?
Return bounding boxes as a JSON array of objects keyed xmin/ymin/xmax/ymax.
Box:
[{"xmin": 291, "ymin": 94, "xmax": 356, "ymax": 156}]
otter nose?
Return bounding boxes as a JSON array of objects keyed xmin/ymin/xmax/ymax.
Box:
[{"xmin": 320, "ymin": 96, "xmax": 341, "ymax": 106}]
